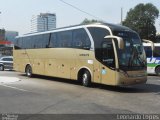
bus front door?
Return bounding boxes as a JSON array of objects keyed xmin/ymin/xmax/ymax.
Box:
[{"xmin": 100, "ymin": 41, "xmax": 116, "ymax": 85}]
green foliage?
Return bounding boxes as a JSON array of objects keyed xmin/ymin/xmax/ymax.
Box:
[
  {"xmin": 156, "ymin": 34, "xmax": 160, "ymax": 43},
  {"xmin": 81, "ymin": 18, "xmax": 98, "ymax": 25},
  {"xmin": 123, "ymin": 3, "xmax": 159, "ymax": 42}
]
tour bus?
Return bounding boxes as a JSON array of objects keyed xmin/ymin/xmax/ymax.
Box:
[
  {"xmin": 143, "ymin": 42, "xmax": 160, "ymax": 75},
  {"xmin": 13, "ymin": 22, "xmax": 147, "ymax": 87}
]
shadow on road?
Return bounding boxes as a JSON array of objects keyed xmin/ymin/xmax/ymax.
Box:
[
  {"xmin": 91, "ymin": 83, "xmax": 160, "ymax": 94},
  {"xmin": 148, "ymin": 74, "xmax": 160, "ymax": 77},
  {"xmin": 20, "ymin": 74, "xmax": 160, "ymax": 94}
]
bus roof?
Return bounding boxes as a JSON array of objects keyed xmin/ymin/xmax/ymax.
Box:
[
  {"xmin": 103, "ymin": 23, "xmax": 133, "ymax": 32},
  {"xmin": 17, "ymin": 22, "xmax": 134, "ymax": 38}
]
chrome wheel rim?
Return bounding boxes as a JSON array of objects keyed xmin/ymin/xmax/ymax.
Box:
[
  {"xmin": 26, "ymin": 67, "xmax": 31, "ymax": 76},
  {"xmin": 82, "ymin": 73, "xmax": 88, "ymax": 85}
]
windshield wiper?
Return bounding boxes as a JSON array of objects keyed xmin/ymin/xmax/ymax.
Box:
[
  {"xmin": 129, "ymin": 46, "xmax": 145, "ymax": 67},
  {"xmin": 134, "ymin": 45, "xmax": 146, "ymax": 67},
  {"xmin": 128, "ymin": 47, "xmax": 135, "ymax": 68}
]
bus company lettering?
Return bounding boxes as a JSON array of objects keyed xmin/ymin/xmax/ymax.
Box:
[
  {"xmin": 79, "ymin": 54, "xmax": 89, "ymax": 57},
  {"xmin": 147, "ymin": 58, "xmax": 160, "ymax": 64}
]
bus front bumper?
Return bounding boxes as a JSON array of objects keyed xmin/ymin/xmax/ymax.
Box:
[{"xmin": 117, "ymin": 71, "xmax": 147, "ymax": 86}]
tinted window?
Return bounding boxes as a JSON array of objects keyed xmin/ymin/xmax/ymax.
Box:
[
  {"xmin": 57, "ymin": 31, "xmax": 72, "ymax": 48},
  {"xmin": 30, "ymin": 36, "xmax": 37, "ymax": 48},
  {"xmin": 102, "ymin": 41, "xmax": 115, "ymax": 68},
  {"xmin": 23, "ymin": 36, "xmax": 33, "ymax": 49},
  {"xmin": 2, "ymin": 58, "xmax": 13, "ymax": 61},
  {"xmin": 15, "ymin": 34, "xmax": 50, "ymax": 49},
  {"xmin": 73, "ymin": 29, "xmax": 91, "ymax": 50},
  {"xmin": 88, "ymin": 27, "xmax": 110, "ymax": 63},
  {"xmin": 144, "ymin": 46, "xmax": 152, "ymax": 57},
  {"xmin": 49, "ymin": 33, "xmax": 57, "ymax": 48},
  {"xmin": 33, "ymin": 35, "xmax": 42, "ymax": 48},
  {"xmin": 14, "ymin": 38, "xmax": 19, "ymax": 49},
  {"xmin": 15, "ymin": 38, "xmax": 23, "ymax": 49},
  {"xmin": 88, "ymin": 27, "xmax": 110, "ymax": 49},
  {"xmin": 154, "ymin": 46, "xmax": 160, "ymax": 57},
  {"xmin": 35, "ymin": 34, "xmax": 50, "ymax": 48}
]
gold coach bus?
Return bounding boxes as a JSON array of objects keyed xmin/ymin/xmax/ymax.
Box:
[{"xmin": 13, "ymin": 22, "xmax": 147, "ymax": 87}]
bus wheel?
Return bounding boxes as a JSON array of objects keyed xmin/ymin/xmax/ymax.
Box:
[
  {"xmin": 82, "ymin": 70, "xmax": 91, "ymax": 87},
  {"xmin": 26, "ymin": 65, "xmax": 32, "ymax": 77},
  {"xmin": 155, "ymin": 66, "xmax": 160, "ymax": 76},
  {"xmin": 0, "ymin": 65, "xmax": 4, "ymax": 71}
]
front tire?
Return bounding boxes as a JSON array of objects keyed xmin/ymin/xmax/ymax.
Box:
[
  {"xmin": 155, "ymin": 66, "xmax": 160, "ymax": 76},
  {"xmin": 81, "ymin": 70, "xmax": 91, "ymax": 87},
  {"xmin": 25, "ymin": 65, "xmax": 32, "ymax": 77},
  {"xmin": 0, "ymin": 65, "xmax": 4, "ymax": 71}
]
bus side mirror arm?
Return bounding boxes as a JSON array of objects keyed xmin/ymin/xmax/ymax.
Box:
[
  {"xmin": 104, "ymin": 36, "xmax": 124, "ymax": 49},
  {"xmin": 142, "ymin": 39, "xmax": 155, "ymax": 51}
]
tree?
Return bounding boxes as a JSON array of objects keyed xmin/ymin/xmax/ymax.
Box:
[
  {"xmin": 156, "ymin": 34, "xmax": 160, "ymax": 43},
  {"xmin": 81, "ymin": 18, "xmax": 98, "ymax": 25},
  {"xmin": 123, "ymin": 3, "xmax": 159, "ymax": 42}
]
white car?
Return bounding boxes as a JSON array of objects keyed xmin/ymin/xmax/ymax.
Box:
[{"xmin": 0, "ymin": 56, "xmax": 13, "ymax": 71}]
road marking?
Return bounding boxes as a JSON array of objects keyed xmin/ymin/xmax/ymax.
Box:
[{"xmin": 0, "ymin": 84, "xmax": 29, "ymax": 92}]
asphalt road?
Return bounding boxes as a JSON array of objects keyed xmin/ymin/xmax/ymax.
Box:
[{"xmin": 0, "ymin": 71, "xmax": 160, "ymax": 119}]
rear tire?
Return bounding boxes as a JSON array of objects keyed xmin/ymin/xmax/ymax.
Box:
[
  {"xmin": 0, "ymin": 65, "xmax": 4, "ymax": 71},
  {"xmin": 25, "ymin": 65, "xmax": 32, "ymax": 77},
  {"xmin": 81, "ymin": 70, "xmax": 91, "ymax": 87},
  {"xmin": 155, "ymin": 66, "xmax": 160, "ymax": 76}
]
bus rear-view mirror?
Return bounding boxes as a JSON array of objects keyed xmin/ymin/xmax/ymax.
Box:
[{"xmin": 104, "ymin": 35, "xmax": 124, "ymax": 49}]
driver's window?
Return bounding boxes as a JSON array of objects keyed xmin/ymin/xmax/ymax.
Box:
[{"xmin": 102, "ymin": 41, "xmax": 115, "ymax": 68}]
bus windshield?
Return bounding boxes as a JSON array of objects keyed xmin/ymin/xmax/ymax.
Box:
[{"xmin": 113, "ymin": 31, "xmax": 146, "ymax": 71}]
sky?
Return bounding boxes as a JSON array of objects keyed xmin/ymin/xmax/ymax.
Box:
[{"xmin": 0, "ymin": 0, "xmax": 159, "ymax": 35}]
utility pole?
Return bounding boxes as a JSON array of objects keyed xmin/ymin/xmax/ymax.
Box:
[
  {"xmin": 0, "ymin": 11, "xmax": 1, "ymax": 17},
  {"xmin": 121, "ymin": 8, "xmax": 123, "ymax": 25},
  {"xmin": 159, "ymin": 15, "xmax": 160, "ymax": 28},
  {"xmin": 0, "ymin": 11, "xmax": 1, "ymax": 22}
]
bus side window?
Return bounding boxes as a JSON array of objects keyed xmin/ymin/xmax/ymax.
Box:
[
  {"xmin": 25, "ymin": 36, "xmax": 32, "ymax": 49},
  {"xmin": 31, "ymin": 35, "xmax": 37, "ymax": 49},
  {"xmin": 57, "ymin": 31, "xmax": 72, "ymax": 48},
  {"xmin": 20, "ymin": 37, "xmax": 24, "ymax": 49},
  {"xmin": 153, "ymin": 46, "xmax": 160, "ymax": 57},
  {"xmin": 33, "ymin": 35, "xmax": 39, "ymax": 48},
  {"xmin": 102, "ymin": 41, "xmax": 115, "ymax": 68},
  {"xmin": 43, "ymin": 34, "xmax": 50, "ymax": 48},
  {"xmin": 73, "ymin": 34, "xmax": 83, "ymax": 48},
  {"xmin": 14, "ymin": 38, "xmax": 22, "ymax": 49},
  {"xmin": 144, "ymin": 46, "xmax": 152, "ymax": 57},
  {"xmin": 49, "ymin": 33, "xmax": 57, "ymax": 48},
  {"xmin": 38, "ymin": 34, "xmax": 50, "ymax": 48},
  {"xmin": 73, "ymin": 29, "xmax": 91, "ymax": 50}
]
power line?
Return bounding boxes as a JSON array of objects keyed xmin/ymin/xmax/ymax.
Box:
[{"xmin": 59, "ymin": 0, "xmax": 104, "ymax": 21}]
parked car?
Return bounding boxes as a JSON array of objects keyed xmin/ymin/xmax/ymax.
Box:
[{"xmin": 0, "ymin": 56, "xmax": 13, "ymax": 71}]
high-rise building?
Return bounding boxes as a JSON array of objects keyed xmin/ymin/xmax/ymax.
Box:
[{"xmin": 31, "ymin": 13, "xmax": 56, "ymax": 32}]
